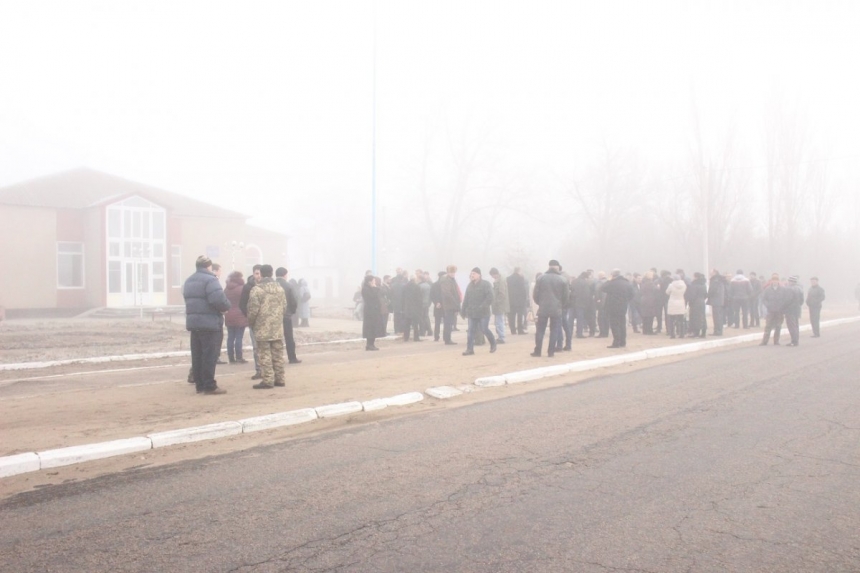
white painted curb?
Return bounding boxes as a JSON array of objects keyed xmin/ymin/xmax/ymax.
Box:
[
  {"xmin": 39, "ymin": 437, "xmax": 153, "ymax": 469},
  {"xmin": 239, "ymin": 409, "xmax": 318, "ymax": 433},
  {"xmin": 426, "ymin": 386, "xmax": 464, "ymax": 399},
  {"xmin": 475, "ymin": 375, "xmax": 506, "ymax": 387},
  {"xmin": 384, "ymin": 392, "xmax": 424, "ymax": 407},
  {"xmin": 362, "ymin": 399, "xmax": 388, "ymax": 412},
  {"xmin": 148, "ymin": 422, "xmax": 242, "ymax": 448},
  {"xmin": 0, "ymin": 452, "xmax": 41, "ymax": 477},
  {"xmin": 315, "ymin": 401, "xmax": 363, "ymax": 418}
]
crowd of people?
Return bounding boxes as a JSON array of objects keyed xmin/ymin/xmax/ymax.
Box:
[
  {"xmin": 183, "ymin": 253, "xmax": 829, "ymax": 396},
  {"xmin": 358, "ymin": 261, "xmax": 828, "ymax": 357},
  {"xmin": 183, "ymin": 256, "xmax": 309, "ymax": 395}
]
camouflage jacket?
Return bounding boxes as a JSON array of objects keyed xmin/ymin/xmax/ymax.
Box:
[{"xmin": 247, "ymin": 278, "xmax": 286, "ymax": 341}]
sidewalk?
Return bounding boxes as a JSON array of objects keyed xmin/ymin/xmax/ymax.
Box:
[{"xmin": 4, "ymin": 312, "xmax": 855, "ymax": 455}]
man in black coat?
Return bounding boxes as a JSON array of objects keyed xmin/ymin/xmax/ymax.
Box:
[
  {"xmin": 601, "ymin": 269, "xmax": 635, "ymax": 348},
  {"xmin": 571, "ymin": 272, "xmax": 593, "ymax": 338},
  {"xmin": 687, "ymin": 272, "xmax": 708, "ymax": 338},
  {"xmin": 506, "ymin": 267, "xmax": 529, "ymax": 335},
  {"xmin": 275, "ymin": 267, "xmax": 302, "ymax": 364},
  {"xmin": 460, "ymin": 268, "xmax": 496, "ymax": 355},
  {"xmin": 402, "ymin": 273, "xmax": 425, "ymax": 342},
  {"xmin": 183, "ymin": 255, "xmax": 231, "ymax": 394},
  {"xmin": 530, "ymin": 260, "xmax": 569, "ymax": 358}
]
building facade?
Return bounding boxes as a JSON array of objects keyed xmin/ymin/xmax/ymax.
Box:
[{"xmin": 0, "ymin": 169, "xmax": 288, "ymax": 313}]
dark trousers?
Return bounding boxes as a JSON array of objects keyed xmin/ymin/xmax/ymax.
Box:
[
  {"xmin": 574, "ymin": 307, "xmax": 588, "ymax": 337},
  {"xmin": 467, "ymin": 316, "xmax": 495, "ymax": 351},
  {"xmin": 597, "ymin": 308, "xmax": 609, "ymax": 337},
  {"xmin": 762, "ymin": 311, "xmax": 784, "ymax": 344},
  {"xmin": 809, "ymin": 305, "xmax": 821, "ymax": 336},
  {"xmin": 558, "ymin": 308, "xmax": 573, "ymax": 349},
  {"xmin": 443, "ymin": 310, "xmax": 457, "ymax": 343},
  {"xmin": 190, "ymin": 329, "xmax": 221, "ymax": 391},
  {"xmin": 586, "ymin": 306, "xmax": 597, "ymax": 335},
  {"xmin": 731, "ymin": 299, "xmax": 750, "ymax": 328},
  {"xmin": 642, "ymin": 316, "xmax": 655, "ymax": 335},
  {"xmin": 403, "ymin": 318, "xmax": 421, "ymax": 341},
  {"xmin": 283, "ymin": 317, "xmax": 298, "ymax": 362},
  {"xmin": 750, "ymin": 297, "xmax": 761, "ymax": 327},
  {"xmin": 433, "ymin": 309, "xmax": 443, "ymax": 340},
  {"xmin": 655, "ymin": 303, "xmax": 664, "ymax": 332},
  {"xmin": 421, "ymin": 306, "xmax": 432, "ymax": 336},
  {"xmin": 689, "ymin": 304, "xmax": 706, "ymax": 337},
  {"xmin": 667, "ymin": 314, "xmax": 686, "ymax": 338},
  {"xmin": 609, "ymin": 307, "xmax": 628, "ymax": 347},
  {"xmin": 710, "ymin": 306, "xmax": 725, "ymax": 334},
  {"xmin": 226, "ymin": 326, "xmax": 245, "ymax": 361},
  {"xmin": 508, "ymin": 308, "xmax": 526, "ymax": 334},
  {"xmin": 534, "ymin": 314, "xmax": 561, "ymax": 356}
]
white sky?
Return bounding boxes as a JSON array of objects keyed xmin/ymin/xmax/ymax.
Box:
[{"xmin": 1, "ymin": 0, "xmax": 858, "ymax": 233}]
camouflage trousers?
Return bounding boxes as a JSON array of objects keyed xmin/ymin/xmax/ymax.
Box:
[{"xmin": 257, "ymin": 338, "xmax": 286, "ymax": 387}]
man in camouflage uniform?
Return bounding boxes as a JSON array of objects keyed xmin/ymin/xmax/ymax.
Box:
[{"xmin": 247, "ymin": 264, "xmax": 287, "ymax": 389}]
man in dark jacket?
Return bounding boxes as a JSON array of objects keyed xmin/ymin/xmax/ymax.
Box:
[
  {"xmin": 440, "ymin": 265, "xmax": 462, "ymax": 345},
  {"xmin": 460, "ymin": 268, "xmax": 496, "ymax": 355},
  {"xmin": 183, "ymin": 255, "xmax": 231, "ymax": 394},
  {"xmin": 402, "ymin": 273, "xmax": 425, "ymax": 342},
  {"xmin": 275, "ymin": 267, "xmax": 302, "ymax": 364},
  {"xmin": 531, "ymin": 260, "xmax": 569, "ymax": 358},
  {"xmin": 430, "ymin": 271, "xmax": 445, "ymax": 341},
  {"xmin": 687, "ymin": 272, "xmax": 708, "ymax": 338},
  {"xmin": 728, "ymin": 270, "xmax": 753, "ymax": 328},
  {"xmin": 240, "ymin": 264, "xmax": 263, "ymax": 380},
  {"xmin": 806, "ymin": 277, "xmax": 826, "ymax": 338},
  {"xmin": 506, "ymin": 267, "xmax": 529, "ymax": 335},
  {"xmin": 601, "ymin": 269, "xmax": 635, "ymax": 348},
  {"xmin": 707, "ymin": 269, "xmax": 728, "ymax": 336},
  {"xmin": 389, "ymin": 269, "xmax": 407, "ymax": 334},
  {"xmin": 760, "ymin": 273, "xmax": 788, "ymax": 346},
  {"xmin": 571, "ymin": 272, "xmax": 593, "ymax": 338}
]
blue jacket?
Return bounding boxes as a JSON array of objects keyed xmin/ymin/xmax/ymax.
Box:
[{"xmin": 183, "ymin": 269, "xmax": 231, "ymax": 331}]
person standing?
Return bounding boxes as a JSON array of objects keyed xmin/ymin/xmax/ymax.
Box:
[
  {"xmin": 595, "ymin": 271, "xmax": 609, "ymax": 338},
  {"xmin": 728, "ymin": 270, "xmax": 753, "ymax": 328},
  {"xmin": 760, "ymin": 273, "xmax": 786, "ymax": 346},
  {"xmin": 628, "ymin": 273, "xmax": 642, "ymax": 334},
  {"xmin": 707, "ymin": 269, "xmax": 728, "ymax": 336},
  {"xmin": 361, "ymin": 275, "xmax": 383, "ymax": 350},
  {"xmin": 240, "ymin": 265, "xmax": 263, "ymax": 380},
  {"xmin": 247, "ymin": 264, "xmax": 287, "ymax": 389},
  {"xmin": 275, "ymin": 267, "xmax": 301, "ymax": 364},
  {"xmin": 665, "ymin": 274, "xmax": 688, "ymax": 339},
  {"xmin": 687, "ymin": 272, "xmax": 708, "ymax": 338},
  {"xmin": 638, "ymin": 272, "xmax": 661, "ymax": 335},
  {"xmin": 440, "ymin": 265, "xmax": 462, "ymax": 345},
  {"xmin": 402, "ymin": 273, "xmax": 424, "ymax": 342},
  {"xmin": 506, "ymin": 267, "xmax": 529, "ymax": 335},
  {"xmin": 460, "ymin": 268, "xmax": 496, "ymax": 356},
  {"xmin": 223, "ymin": 270, "xmax": 248, "ymax": 363},
  {"xmin": 806, "ymin": 277, "xmax": 826, "ymax": 338},
  {"xmin": 601, "ymin": 269, "xmax": 635, "ymax": 348},
  {"xmin": 489, "ymin": 268, "xmax": 509, "ymax": 344},
  {"xmin": 530, "ymin": 260, "xmax": 569, "ymax": 358},
  {"xmin": 783, "ymin": 275, "xmax": 804, "ymax": 346},
  {"xmin": 183, "ymin": 255, "xmax": 231, "ymax": 395},
  {"xmin": 557, "ymin": 267, "xmax": 573, "ymax": 351},
  {"xmin": 419, "ymin": 271, "xmax": 433, "ymax": 337},
  {"xmin": 430, "ymin": 271, "xmax": 445, "ymax": 341}
]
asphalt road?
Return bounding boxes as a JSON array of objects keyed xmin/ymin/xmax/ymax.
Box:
[{"xmin": 1, "ymin": 328, "xmax": 858, "ymax": 572}]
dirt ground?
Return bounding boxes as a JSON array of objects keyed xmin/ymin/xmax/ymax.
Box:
[{"xmin": 1, "ymin": 305, "xmax": 856, "ymax": 498}]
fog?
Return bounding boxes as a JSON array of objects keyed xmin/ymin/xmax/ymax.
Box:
[{"xmin": 2, "ymin": 0, "xmax": 859, "ymax": 300}]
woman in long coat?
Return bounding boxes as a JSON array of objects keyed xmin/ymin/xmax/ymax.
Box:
[{"xmin": 361, "ymin": 275, "xmax": 383, "ymax": 350}]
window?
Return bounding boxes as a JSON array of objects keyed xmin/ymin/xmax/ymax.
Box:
[
  {"xmin": 171, "ymin": 245, "xmax": 182, "ymax": 287},
  {"xmin": 57, "ymin": 242, "xmax": 84, "ymax": 288},
  {"xmin": 108, "ymin": 261, "xmax": 122, "ymax": 293},
  {"xmin": 153, "ymin": 261, "xmax": 165, "ymax": 293}
]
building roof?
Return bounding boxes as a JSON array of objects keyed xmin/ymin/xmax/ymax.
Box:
[{"xmin": 0, "ymin": 168, "xmax": 247, "ymax": 219}]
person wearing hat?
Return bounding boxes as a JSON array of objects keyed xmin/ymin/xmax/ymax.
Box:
[
  {"xmin": 460, "ymin": 267, "xmax": 496, "ymax": 355},
  {"xmin": 183, "ymin": 255, "xmax": 231, "ymax": 394},
  {"xmin": 489, "ymin": 268, "xmax": 509, "ymax": 344},
  {"xmin": 783, "ymin": 275, "xmax": 804, "ymax": 346},
  {"xmin": 530, "ymin": 260, "xmax": 569, "ymax": 357},
  {"xmin": 805, "ymin": 277, "xmax": 826, "ymax": 338}
]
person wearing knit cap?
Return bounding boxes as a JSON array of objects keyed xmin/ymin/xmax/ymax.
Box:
[
  {"xmin": 183, "ymin": 255, "xmax": 231, "ymax": 394},
  {"xmin": 460, "ymin": 267, "xmax": 496, "ymax": 355}
]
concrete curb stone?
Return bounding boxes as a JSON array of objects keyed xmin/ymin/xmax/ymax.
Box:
[
  {"xmin": 315, "ymin": 401, "xmax": 363, "ymax": 418},
  {"xmin": 239, "ymin": 409, "xmax": 319, "ymax": 433},
  {"xmin": 0, "ymin": 452, "xmax": 41, "ymax": 478},
  {"xmin": 38, "ymin": 437, "xmax": 153, "ymax": 469},
  {"xmin": 148, "ymin": 422, "xmax": 242, "ymax": 448}
]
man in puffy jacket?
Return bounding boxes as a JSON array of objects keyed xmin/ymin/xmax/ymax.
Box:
[
  {"xmin": 531, "ymin": 260, "xmax": 569, "ymax": 358},
  {"xmin": 460, "ymin": 267, "xmax": 496, "ymax": 355},
  {"xmin": 247, "ymin": 264, "xmax": 287, "ymax": 389},
  {"xmin": 183, "ymin": 255, "xmax": 231, "ymax": 395}
]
